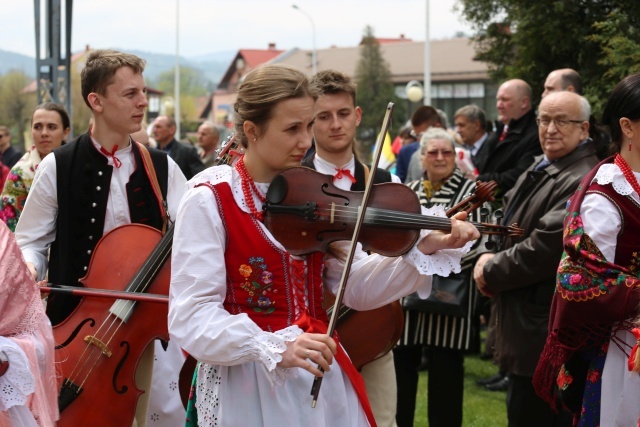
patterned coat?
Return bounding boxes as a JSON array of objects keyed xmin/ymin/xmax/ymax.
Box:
[
  {"xmin": 0, "ymin": 148, "xmax": 41, "ymax": 231},
  {"xmin": 400, "ymin": 168, "xmax": 481, "ymax": 351}
]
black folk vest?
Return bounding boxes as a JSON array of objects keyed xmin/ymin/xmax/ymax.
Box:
[{"xmin": 47, "ymin": 133, "xmax": 168, "ymax": 324}]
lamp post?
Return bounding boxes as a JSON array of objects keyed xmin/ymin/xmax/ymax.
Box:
[
  {"xmin": 405, "ymin": 80, "xmax": 424, "ymax": 119},
  {"xmin": 292, "ymin": 4, "xmax": 317, "ymax": 75},
  {"xmin": 424, "ymin": 0, "xmax": 431, "ymax": 105},
  {"xmin": 175, "ymin": 0, "xmax": 181, "ymax": 138}
]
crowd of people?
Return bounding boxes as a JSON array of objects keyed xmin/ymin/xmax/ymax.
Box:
[{"xmin": 0, "ymin": 48, "xmax": 639, "ymax": 427}]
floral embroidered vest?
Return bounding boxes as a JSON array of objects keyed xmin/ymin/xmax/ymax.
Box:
[
  {"xmin": 199, "ymin": 181, "xmax": 327, "ymax": 332},
  {"xmin": 587, "ymin": 182, "xmax": 640, "ymax": 274}
]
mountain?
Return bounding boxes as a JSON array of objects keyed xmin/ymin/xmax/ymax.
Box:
[
  {"xmin": 0, "ymin": 48, "xmax": 237, "ymax": 88},
  {"xmin": 125, "ymin": 49, "xmax": 235, "ymax": 86},
  {"xmin": 0, "ymin": 49, "xmax": 36, "ymax": 77}
]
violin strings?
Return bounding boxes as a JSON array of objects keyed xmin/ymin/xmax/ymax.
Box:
[{"xmin": 312, "ymin": 205, "xmax": 507, "ymax": 234}]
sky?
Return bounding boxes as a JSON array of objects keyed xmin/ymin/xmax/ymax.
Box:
[{"xmin": 2, "ymin": 0, "xmax": 474, "ymax": 58}]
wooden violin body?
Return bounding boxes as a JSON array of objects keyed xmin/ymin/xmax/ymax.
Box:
[{"xmin": 54, "ymin": 224, "xmax": 170, "ymax": 426}]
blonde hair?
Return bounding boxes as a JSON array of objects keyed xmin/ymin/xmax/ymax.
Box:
[{"xmin": 233, "ymin": 64, "xmax": 316, "ymax": 148}]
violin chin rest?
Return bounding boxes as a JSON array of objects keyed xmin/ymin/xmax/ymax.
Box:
[{"xmin": 266, "ymin": 174, "xmax": 288, "ymax": 204}]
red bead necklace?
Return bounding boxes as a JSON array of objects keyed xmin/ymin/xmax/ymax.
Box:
[
  {"xmin": 614, "ymin": 153, "xmax": 640, "ymax": 197},
  {"xmin": 235, "ymin": 156, "xmax": 266, "ymax": 222}
]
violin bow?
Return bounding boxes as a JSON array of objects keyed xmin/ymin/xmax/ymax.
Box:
[{"xmin": 310, "ymin": 102, "xmax": 395, "ymax": 407}]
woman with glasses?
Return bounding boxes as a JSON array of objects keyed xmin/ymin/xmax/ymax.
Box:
[
  {"xmin": 534, "ymin": 74, "xmax": 640, "ymax": 426},
  {"xmin": 394, "ymin": 127, "xmax": 483, "ymax": 427},
  {"xmin": 0, "ymin": 103, "xmax": 69, "ymax": 231}
]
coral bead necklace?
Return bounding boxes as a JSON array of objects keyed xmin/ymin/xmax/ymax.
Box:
[
  {"xmin": 235, "ymin": 156, "xmax": 266, "ymax": 222},
  {"xmin": 614, "ymin": 153, "xmax": 640, "ymax": 197}
]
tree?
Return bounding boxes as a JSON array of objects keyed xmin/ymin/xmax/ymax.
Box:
[
  {"xmin": 0, "ymin": 70, "xmax": 36, "ymax": 148},
  {"xmin": 354, "ymin": 26, "xmax": 406, "ymax": 161},
  {"xmin": 455, "ymin": 0, "xmax": 640, "ymax": 116}
]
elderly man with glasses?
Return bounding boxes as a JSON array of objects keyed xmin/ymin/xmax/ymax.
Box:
[{"xmin": 473, "ymin": 91, "xmax": 600, "ymax": 426}]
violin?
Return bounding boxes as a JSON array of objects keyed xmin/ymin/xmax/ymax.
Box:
[
  {"xmin": 263, "ymin": 166, "xmax": 523, "ymax": 256},
  {"xmin": 288, "ymin": 177, "xmax": 504, "ymax": 370}
]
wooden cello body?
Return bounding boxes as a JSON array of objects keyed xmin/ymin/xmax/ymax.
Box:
[{"xmin": 53, "ymin": 224, "xmax": 170, "ymax": 426}]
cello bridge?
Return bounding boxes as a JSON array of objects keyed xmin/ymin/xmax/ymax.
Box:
[{"xmin": 84, "ymin": 335, "xmax": 112, "ymax": 357}]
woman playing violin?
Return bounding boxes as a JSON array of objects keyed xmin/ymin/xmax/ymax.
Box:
[{"xmin": 168, "ymin": 63, "xmax": 479, "ymax": 427}]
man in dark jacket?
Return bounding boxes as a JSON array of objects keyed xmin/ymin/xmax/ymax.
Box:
[
  {"xmin": 152, "ymin": 115, "xmax": 205, "ymax": 180},
  {"xmin": 0, "ymin": 126, "xmax": 23, "ymax": 168},
  {"xmin": 477, "ymin": 79, "xmax": 542, "ymax": 205},
  {"xmin": 473, "ymin": 91, "xmax": 600, "ymax": 426}
]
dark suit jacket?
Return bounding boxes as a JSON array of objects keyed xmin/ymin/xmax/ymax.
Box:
[
  {"xmin": 165, "ymin": 138, "xmax": 205, "ymax": 180},
  {"xmin": 1, "ymin": 146, "xmax": 23, "ymax": 169},
  {"xmin": 477, "ymin": 109, "xmax": 542, "ymax": 204},
  {"xmin": 472, "ymin": 136, "xmax": 491, "ymax": 174}
]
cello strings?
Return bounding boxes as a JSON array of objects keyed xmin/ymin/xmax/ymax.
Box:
[{"xmin": 65, "ymin": 231, "xmax": 172, "ymax": 390}]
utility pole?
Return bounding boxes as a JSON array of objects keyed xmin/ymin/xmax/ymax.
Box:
[{"xmin": 34, "ymin": 0, "xmax": 73, "ymax": 135}]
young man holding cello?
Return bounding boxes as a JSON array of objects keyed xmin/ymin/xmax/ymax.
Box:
[
  {"xmin": 15, "ymin": 49, "xmax": 187, "ymax": 426},
  {"xmin": 302, "ymin": 69, "xmax": 403, "ymax": 427}
]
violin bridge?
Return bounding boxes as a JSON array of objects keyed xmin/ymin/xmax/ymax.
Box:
[{"xmin": 84, "ymin": 335, "xmax": 113, "ymax": 357}]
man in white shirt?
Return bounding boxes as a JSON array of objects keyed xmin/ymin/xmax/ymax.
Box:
[
  {"xmin": 15, "ymin": 49, "xmax": 187, "ymax": 427},
  {"xmin": 304, "ymin": 69, "xmax": 402, "ymax": 427}
]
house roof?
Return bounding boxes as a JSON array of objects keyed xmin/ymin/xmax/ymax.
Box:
[
  {"xmin": 270, "ymin": 37, "xmax": 488, "ymax": 83},
  {"xmin": 238, "ymin": 49, "xmax": 284, "ymax": 68}
]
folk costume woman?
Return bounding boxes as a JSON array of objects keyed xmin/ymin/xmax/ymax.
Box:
[
  {"xmin": 534, "ymin": 74, "xmax": 640, "ymax": 426},
  {"xmin": 0, "ymin": 103, "xmax": 70, "ymax": 232},
  {"xmin": 168, "ymin": 64, "xmax": 480, "ymax": 427},
  {"xmin": 0, "ymin": 222, "xmax": 58, "ymax": 426}
]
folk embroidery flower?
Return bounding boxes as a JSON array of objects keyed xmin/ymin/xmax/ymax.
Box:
[
  {"xmin": 239, "ymin": 257, "xmax": 276, "ymax": 314},
  {"xmin": 556, "ymin": 364, "xmax": 573, "ymax": 391}
]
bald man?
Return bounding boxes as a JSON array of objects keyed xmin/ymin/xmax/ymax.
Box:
[
  {"xmin": 475, "ymin": 91, "xmax": 597, "ymax": 426},
  {"xmin": 477, "ymin": 79, "xmax": 542, "ymax": 204},
  {"xmin": 542, "ymin": 68, "xmax": 582, "ymax": 99}
]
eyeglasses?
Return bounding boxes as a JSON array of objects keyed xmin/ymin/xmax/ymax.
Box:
[
  {"xmin": 536, "ymin": 118, "xmax": 584, "ymax": 128},
  {"xmin": 425, "ymin": 149, "xmax": 454, "ymax": 158}
]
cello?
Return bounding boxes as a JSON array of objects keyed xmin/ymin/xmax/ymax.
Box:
[{"xmin": 45, "ymin": 136, "xmax": 243, "ymax": 425}]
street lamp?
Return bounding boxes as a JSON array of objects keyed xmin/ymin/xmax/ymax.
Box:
[{"xmin": 292, "ymin": 4, "xmax": 317, "ymax": 75}]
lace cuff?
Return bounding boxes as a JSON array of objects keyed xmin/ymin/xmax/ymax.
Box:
[
  {"xmin": 252, "ymin": 325, "xmax": 302, "ymax": 386},
  {"xmin": 404, "ymin": 205, "xmax": 473, "ymax": 277},
  {"xmin": 0, "ymin": 338, "xmax": 35, "ymax": 411}
]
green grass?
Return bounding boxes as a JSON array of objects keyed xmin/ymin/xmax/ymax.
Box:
[{"xmin": 413, "ymin": 353, "xmax": 507, "ymax": 426}]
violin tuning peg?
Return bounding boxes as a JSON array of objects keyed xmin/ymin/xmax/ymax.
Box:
[{"xmin": 480, "ymin": 207, "xmax": 490, "ymax": 223}]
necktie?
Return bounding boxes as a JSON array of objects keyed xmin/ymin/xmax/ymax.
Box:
[
  {"xmin": 499, "ymin": 127, "xmax": 508, "ymax": 142},
  {"xmin": 100, "ymin": 145, "xmax": 122, "ymax": 168},
  {"xmin": 334, "ymin": 168, "xmax": 356, "ymax": 184},
  {"xmin": 533, "ymin": 158, "xmax": 551, "ymax": 171}
]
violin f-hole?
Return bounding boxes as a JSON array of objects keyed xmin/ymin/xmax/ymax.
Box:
[
  {"xmin": 113, "ymin": 341, "xmax": 130, "ymax": 395},
  {"xmin": 55, "ymin": 318, "xmax": 96, "ymax": 350}
]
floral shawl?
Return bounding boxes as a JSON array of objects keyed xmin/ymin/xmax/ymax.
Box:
[
  {"xmin": 0, "ymin": 147, "xmax": 42, "ymax": 231},
  {"xmin": 533, "ymin": 156, "xmax": 640, "ymax": 409}
]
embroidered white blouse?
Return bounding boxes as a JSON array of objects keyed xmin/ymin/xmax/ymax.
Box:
[
  {"xmin": 168, "ymin": 164, "xmax": 472, "ymax": 426},
  {"xmin": 582, "ymin": 162, "xmax": 640, "ymax": 427}
]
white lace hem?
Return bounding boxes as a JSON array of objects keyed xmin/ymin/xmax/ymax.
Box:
[
  {"xmin": 404, "ymin": 205, "xmax": 473, "ymax": 277},
  {"xmin": 0, "ymin": 338, "xmax": 35, "ymax": 411},
  {"xmin": 253, "ymin": 326, "xmax": 303, "ymax": 386},
  {"xmin": 592, "ymin": 163, "xmax": 640, "ymax": 200}
]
